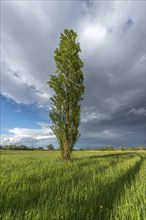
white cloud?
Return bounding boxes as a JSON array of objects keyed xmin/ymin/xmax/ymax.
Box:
[
  {"xmin": 9, "ymin": 126, "xmax": 54, "ymax": 139},
  {"xmin": 81, "ymin": 111, "xmax": 109, "ymax": 123},
  {"xmin": 128, "ymin": 108, "xmax": 146, "ymax": 116},
  {"xmin": 14, "ymin": 108, "xmax": 21, "ymax": 113},
  {"xmin": 79, "ymin": 22, "xmax": 107, "ymax": 54},
  {"xmin": 1, "ymin": 62, "xmax": 51, "ymax": 108},
  {"xmin": 1, "ymin": 122, "xmax": 56, "ymax": 148}
]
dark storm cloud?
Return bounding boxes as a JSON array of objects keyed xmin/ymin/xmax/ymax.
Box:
[
  {"xmin": 1, "ymin": 1, "xmax": 84, "ymax": 104},
  {"xmin": 77, "ymin": 1, "xmax": 145, "ymax": 146},
  {"xmin": 1, "ymin": 1, "xmax": 145, "ymax": 147}
]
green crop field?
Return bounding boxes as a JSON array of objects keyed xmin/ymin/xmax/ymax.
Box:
[{"xmin": 0, "ymin": 150, "xmax": 145, "ymax": 220}]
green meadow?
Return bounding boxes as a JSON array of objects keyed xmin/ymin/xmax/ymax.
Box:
[{"xmin": 0, "ymin": 150, "xmax": 145, "ymax": 220}]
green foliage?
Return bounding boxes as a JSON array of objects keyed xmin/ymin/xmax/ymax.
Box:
[
  {"xmin": 48, "ymin": 29, "xmax": 85, "ymax": 160},
  {"xmin": 104, "ymin": 146, "xmax": 115, "ymax": 151},
  {"xmin": 0, "ymin": 151, "xmax": 145, "ymax": 220},
  {"xmin": 38, "ymin": 147, "xmax": 44, "ymax": 150},
  {"xmin": 119, "ymin": 146, "xmax": 125, "ymax": 151},
  {"xmin": 47, "ymin": 144, "xmax": 54, "ymax": 151}
]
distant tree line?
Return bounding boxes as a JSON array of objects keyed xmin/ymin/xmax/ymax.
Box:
[
  {"xmin": 0, "ymin": 144, "xmax": 145, "ymax": 151},
  {"xmin": 77, "ymin": 145, "xmax": 146, "ymax": 151},
  {"xmin": 0, "ymin": 144, "xmax": 59, "ymax": 151},
  {"xmin": 0, "ymin": 144, "xmax": 56, "ymax": 151},
  {"xmin": 0, "ymin": 145, "xmax": 45, "ymax": 150}
]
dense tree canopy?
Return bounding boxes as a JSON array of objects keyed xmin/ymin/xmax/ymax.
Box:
[{"xmin": 48, "ymin": 29, "xmax": 85, "ymax": 160}]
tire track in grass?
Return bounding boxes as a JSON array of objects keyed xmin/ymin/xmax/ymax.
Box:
[
  {"xmin": 0, "ymin": 153, "xmax": 133, "ymax": 219},
  {"xmin": 0, "ymin": 153, "xmax": 143, "ymax": 220},
  {"xmin": 110, "ymin": 154, "xmax": 146, "ymax": 220},
  {"xmin": 72, "ymin": 152, "xmax": 135, "ymax": 170},
  {"xmin": 92, "ymin": 155, "xmax": 144, "ymax": 220},
  {"xmin": 88, "ymin": 152, "xmax": 134, "ymax": 159},
  {"xmin": 61, "ymin": 154, "xmax": 142, "ymax": 220},
  {"xmin": 46, "ymin": 154, "xmax": 141, "ymax": 220},
  {"xmin": 0, "ymin": 153, "xmax": 127, "ymax": 215}
]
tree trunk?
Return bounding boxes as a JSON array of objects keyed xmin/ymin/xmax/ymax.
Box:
[{"xmin": 62, "ymin": 141, "xmax": 71, "ymax": 161}]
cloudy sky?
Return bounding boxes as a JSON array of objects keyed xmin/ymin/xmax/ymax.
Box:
[{"xmin": 1, "ymin": 0, "xmax": 145, "ymax": 148}]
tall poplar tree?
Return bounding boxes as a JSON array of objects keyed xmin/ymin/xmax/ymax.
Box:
[{"xmin": 48, "ymin": 29, "xmax": 85, "ymax": 160}]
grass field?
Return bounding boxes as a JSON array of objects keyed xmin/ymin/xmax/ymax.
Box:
[{"xmin": 0, "ymin": 150, "xmax": 145, "ymax": 220}]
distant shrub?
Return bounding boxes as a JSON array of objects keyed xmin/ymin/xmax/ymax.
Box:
[
  {"xmin": 119, "ymin": 146, "xmax": 125, "ymax": 151},
  {"xmin": 47, "ymin": 144, "xmax": 54, "ymax": 151},
  {"xmin": 38, "ymin": 147, "xmax": 44, "ymax": 150},
  {"xmin": 104, "ymin": 146, "xmax": 115, "ymax": 151}
]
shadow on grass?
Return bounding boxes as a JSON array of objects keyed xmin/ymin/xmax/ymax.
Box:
[
  {"xmin": 88, "ymin": 152, "xmax": 134, "ymax": 159},
  {"xmin": 71, "ymin": 152, "xmax": 136, "ymax": 169},
  {"xmin": 71, "ymin": 152, "xmax": 135, "ymax": 162},
  {"xmin": 92, "ymin": 155, "xmax": 144, "ymax": 220},
  {"xmin": 0, "ymin": 154, "xmax": 144, "ymax": 220},
  {"xmin": 65, "ymin": 155, "xmax": 144, "ymax": 220}
]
